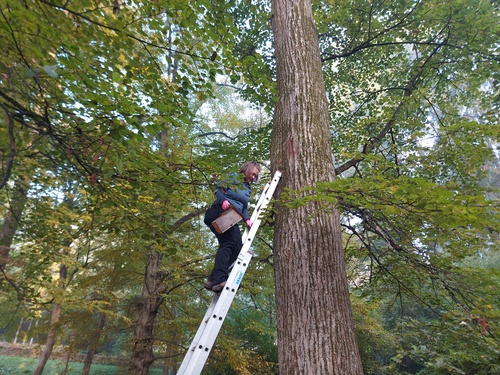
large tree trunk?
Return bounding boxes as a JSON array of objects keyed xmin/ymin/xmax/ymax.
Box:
[
  {"xmin": 270, "ymin": 1, "xmax": 363, "ymax": 374},
  {"xmin": 129, "ymin": 249, "xmax": 166, "ymax": 375}
]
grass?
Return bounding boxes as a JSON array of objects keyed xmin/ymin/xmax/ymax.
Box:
[{"xmin": 0, "ymin": 355, "xmax": 164, "ymax": 375}]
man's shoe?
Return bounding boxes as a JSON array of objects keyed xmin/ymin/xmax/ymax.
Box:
[
  {"xmin": 212, "ymin": 281, "xmax": 226, "ymax": 293},
  {"xmin": 204, "ymin": 280, "xmax": 215, "ymax": 291}
]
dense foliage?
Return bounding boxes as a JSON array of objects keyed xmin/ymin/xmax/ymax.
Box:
[{"xmin": 0, "ymin": 0, "xmax": 498, "ymax": 374}]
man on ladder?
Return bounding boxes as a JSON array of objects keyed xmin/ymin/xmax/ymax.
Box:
[
  {"xmin": 203, "ymin": 161, "xmax": 261, "ymax": 293},
  {"xmin": 178, "ymin": 170, "xmax": 282, "ymax": 375}
]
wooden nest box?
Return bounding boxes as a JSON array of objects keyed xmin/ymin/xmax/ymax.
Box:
[{"xmin": 211, "ymin": 207, "xmax": 243, "ymax": 234}]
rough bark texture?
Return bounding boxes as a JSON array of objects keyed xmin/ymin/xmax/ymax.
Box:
[
  {"xmin": 270, "ymin": 0, "xmax": 364, "ymax": 374},
  {"xmin": 129, "ymin": 249, "xmax": 166, "ymax": 375}
]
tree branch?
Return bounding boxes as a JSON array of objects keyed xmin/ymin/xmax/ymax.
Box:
[
  {"xmin": 173, "ymin": 206, "xmax": 207, "ymax": 227},
  {"xmin": 0, "ymin": 108, "xmax": 16, "ymax": 190},
  {"xmin": 335, "ymin": 43, "xmax": 443, "ymax": 176},
  {"xmin": 37, "ymin": 0, "xmax": 215, "ymax": 62},
  {"xmin": 196, "ymin": 131, "xmax": 236, "ymax": 141}
]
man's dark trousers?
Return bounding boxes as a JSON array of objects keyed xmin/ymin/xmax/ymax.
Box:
[{"xmin": 207, "ymin": 224, "xmax": 242, "ymax": 284}]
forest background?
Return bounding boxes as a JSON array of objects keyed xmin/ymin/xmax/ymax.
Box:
[{"xmin": 0, "ymin": 0, "xmax": 498, "ymax": 374}]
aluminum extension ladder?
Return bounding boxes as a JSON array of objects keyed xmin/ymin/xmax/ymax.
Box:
[{"xmin": 178, "ymin": 171, "xmax": 282, "ymax": 375}]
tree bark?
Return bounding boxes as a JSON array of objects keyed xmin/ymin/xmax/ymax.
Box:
[
  {"xmin": 0, "ymin": 176, "xmax": 29, "ymax": 270},
  {"xmin": 33, "ymin": 261, "xmax": 71, "ymax": 375},
  {"xmin": 129, "ymin": 249, "xmax": 166, "ymax": 375},
  {"xmin": 33, "ymin": 302, "xmax": 62, "ymax": 375},
  {"xmin": 13, "ymin": 317, "xmax": 23, "ymax": 344},
  {"xmin": 162, "ymin": 304, "xmax": 179, "ymax": 375},
  {"xmin": 270, "ymin": 0, "xmax": 363, "ymax": 374},
  {"xmin": 82, "ymin": 312, "xmax": 106, "ymax": 375}
]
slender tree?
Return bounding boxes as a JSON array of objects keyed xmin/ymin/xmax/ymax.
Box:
[
  {"xmin": 82, "ymin": 312, "xmax": 106, "ymax": 375},
  {"xmin": 270, "ymin": 0, "xmax": 363, "ymax": 373},
  {"xmin": 0, "ymin": 176, "xmax": 29, "ymax": 270}
]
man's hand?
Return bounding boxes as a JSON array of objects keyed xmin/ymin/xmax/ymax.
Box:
[
  {"xmin": 222, "ymin": 200, "xmax": 230, "ymax": 210},
  {"xmin": 245, "ymin": 219, "xmax": 252, "ymax": 228}
]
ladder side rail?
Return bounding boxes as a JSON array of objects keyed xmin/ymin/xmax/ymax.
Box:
[
  {"xmin": 241, "ymin": 171, "xmax": 281, "ymax": 244},
  {"xmin": 179, "ymin": 227, "xmax": 257, "ymax": 375},
  {"xmin": 240, "ymin": 179, "xmax": 271, "ymax": 243},
  {"xmin": 177, "ymin": 294, "xmax": 219, "ymax": 374},
  {"xmin": 178, "ymin": 171, "xmax": 281, "ymax": 375}
]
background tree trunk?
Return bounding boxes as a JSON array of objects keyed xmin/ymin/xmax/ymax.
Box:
[
  {"xmin": 129, "ymin": 249, "xmax": 166, "ymax": 375},
  {"xmin": 270, "ymin": 0, "xmax": 363, "ymax": 373},
  {"xmin": 33, "ymin": 260, "xmax": 71, "ymax": 375},
  {"xmin": 82, "ymin": 312, "xmax": 106, "ymax": 375},
  {"xmin": 0, "ymin": 176, "xmax": 29, "ymax": 270},
  {"xmin": 33, "ymin": 302, "xmax": 62, "ymax": 375},
  {"xmin": 13, "ymin": 317, "xmax": 23, "ymax": 344}
]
